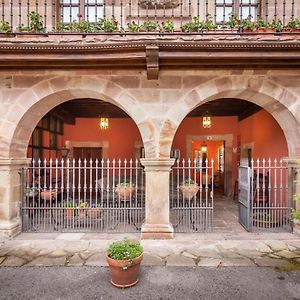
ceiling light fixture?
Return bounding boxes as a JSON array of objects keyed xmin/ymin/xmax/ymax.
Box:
[
  {"xmin": 99, "ymin": 113, "xmax": 109, "ymax": 130},
  {"xmin": 202, "ymin": 111, "xmax": 212, "ymax": 129}
]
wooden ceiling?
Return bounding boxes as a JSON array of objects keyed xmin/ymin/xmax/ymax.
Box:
[{"xmin": 51, "ymin": 98, "xmax": 261, "ymax": 124}]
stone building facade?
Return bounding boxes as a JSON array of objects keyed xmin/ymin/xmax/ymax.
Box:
[{"xmin": 0, "ymin": 0, "xmax": 300, "ymax": 238}]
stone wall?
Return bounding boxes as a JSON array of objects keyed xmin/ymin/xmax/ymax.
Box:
[{"xmin": 0, "ymin": 68, "xmax": 300, "ymax": 237}]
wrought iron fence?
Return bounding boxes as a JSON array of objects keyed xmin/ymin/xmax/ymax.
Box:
[
  {"xmin": 0, "ymin": 1, "xmax": 300, "ymax": 34},
  {"xmin": 250, "ymin": 158, "xmax": 292, "ymax": 232},
  {"xmin": 21, "ymin": 158, "xmax": 145, "ymax": 233},
  {"xmin": 170, "ymin": 158, "xmax": 214, "ymax": 232}
]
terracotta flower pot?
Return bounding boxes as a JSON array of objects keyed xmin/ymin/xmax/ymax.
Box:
[
  {"xmin": 40, "ymin": 189, "xmax": 56, "ymax": 200},
  {"xmin": 87, "ymin": 208, "xmax": 101, "ymax": 218},
  {"xmin": 180, "ymin": 184, "xmax": 199, "ymax": 200},
  {"xmin": 115, "ymin": 186, "xmax": 134, "ymax": 201},
  {"xmin": 106, "ymin": 254, "xmax": 143, "ymax": 288},
  {"xmin": 65, "ymin": 208, "xmax": 73, "ymax": 220}
]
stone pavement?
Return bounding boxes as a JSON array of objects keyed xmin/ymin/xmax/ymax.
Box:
[{"xmin": 0, "ymin": 232, "xmax": 300, "ymax": 269}]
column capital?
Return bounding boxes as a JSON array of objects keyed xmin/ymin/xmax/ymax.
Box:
[
  {"xmin": 0, "ymin": 158, "xmax": 31, "ymax": 167},
  {"xmin": 140, "ymin": 158, "xmax": 175, "ymax": 172}
]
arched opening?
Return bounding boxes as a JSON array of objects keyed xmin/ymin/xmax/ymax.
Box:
[
  {"xmin": 19, "ymin": 94, "xmax": 145, "ymax": 233},
  {"xmin": 170, "ymin": 98, "xmax": 290, "ymax": 233}
]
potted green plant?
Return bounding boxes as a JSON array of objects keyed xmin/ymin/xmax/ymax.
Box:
[
  {"xmin": 78, "ymin": 200, "xmax": 87, "ymax": 218},
  {"xmin": 106, "ymin": 238, "xmax": 143, "ymax": 288},
  {"xmin": 203, "ymin": 14, "xmax": 217, "ymax": 31},
  {"xmin": 266, "ymin": 19, "xmax": 282, "ymax": 33},
  {"xmin": 182, "ymin": 16, "xmax": 203, "ymax": 32},
  {"xmin": 127, "ymin": 21, "xmax": 140, "ymax": 32},
  {"xmin": 63, "ymin": 201, "xmax": 75, "ymax": 220},
  {"xmin": 179, "ymin": 179, "xmax": 199, "ymax": 201},
  {"xmin": 226, "ymin": 13, "xmax": 240, "ymax": 30},
  {"xmin": 140, "ymin": 20, "xmax": 158, "ymax": 32},
  {"xmin": 28, "ymin": 11, "xmax": 44, "ymax": 33},
  {"xmin": 0, "ymin": 20, "xmax": 12, "ymax": 34},
  {"xmin": 256, "ymin": 18, "xmax": 267, "ymax": 33},
  {"xmin": 98, "ymin": 17, "xmax": 119, "ymax": 32},
  {"xmin": 241, "ymin": 16, "xmax": 255, "ymax": 33},
  {"xmin": 115, "ymin": 182, "xmax": 135, "ymax": 201},
  {"xmin": 161, "ymin": 19, "xmax": 174, "ymax": 33},
  {"xmin": 285, "ymin": 18, "xmax": 300, "ymax": 33}
]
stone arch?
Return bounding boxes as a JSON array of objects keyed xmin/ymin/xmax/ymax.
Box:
[
  {"xmin": 160, "ymin": 76, "xmax": 300, "ymax": 158},
  {"xmin": 2, "ymin": 76, "xmax": 149, "ymax": 159}
]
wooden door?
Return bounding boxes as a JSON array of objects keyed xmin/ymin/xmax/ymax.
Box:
[{"xmin": 72, "ymin": 147, "xmax": 102, "ymax": 200}]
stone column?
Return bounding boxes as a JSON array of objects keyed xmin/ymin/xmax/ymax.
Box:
[
  {"xmin": 140, "ymin": 158, "xmax": 175, "ymax": 239},
  {"xmin": 0, "ymin": 159, "xmax": 29, "ymax": 238},
  {"xmin": 288, "ymin": 158, "xmax": 300, "ymax": 235}
]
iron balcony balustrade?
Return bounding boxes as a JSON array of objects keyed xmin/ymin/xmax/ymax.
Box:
[{"xmin": 0, "ymin": 0, "xmax": 300, "ymax": 36}]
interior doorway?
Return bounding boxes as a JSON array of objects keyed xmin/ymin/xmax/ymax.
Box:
[{"xmin": 192, "ymin": 140, "xmax": 225, "ymax": 195}]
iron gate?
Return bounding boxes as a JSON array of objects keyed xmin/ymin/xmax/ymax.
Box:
[
  {"xmin": 21, "ymin": 158, "xmax": 145, "ymax": 233},
  {"xmin": 239, "ymin": 158, "xmax": 293, "ymax": 232},
  {"xmin": 170, "ymin": 159, "xmax": 214, "ymax": 232},
  {"xmin": 238, "ymin": 159, "xmax": 251, "ymax": 231}
]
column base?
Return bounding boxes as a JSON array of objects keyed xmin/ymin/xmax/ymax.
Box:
[
  {"xmin": 141, "ymin": 223, "xmax": 174, "ymax": 240},
  {"xmin": 0, "ymin": 220, "xmax": 21, "ymax": 239},
  {"xmin": 293, "ymin": 221, "xmax": 300, "ymax": 236}
]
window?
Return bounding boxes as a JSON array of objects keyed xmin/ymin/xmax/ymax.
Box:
[
  {"xmin": 215, "ymin": 0, "xmax": 259, "ymax": 24},
  {"xmin": 60, "ymin": 0, "xmax": 104, "ymax": 23}
]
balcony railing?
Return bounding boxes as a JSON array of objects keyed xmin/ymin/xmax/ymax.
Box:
[{"xmin": 0, "ymin": 1, "xmax": 300, "ymax": 35}]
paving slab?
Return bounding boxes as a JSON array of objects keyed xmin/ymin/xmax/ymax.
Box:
[
  {"xmin": 141, "ymin": 253, "xmax": 165, "ymax": 266},
  {"xmin": 254, "ymin": 257, "xmax": 293, "ymax": 267},
  {"xmin": 197, "ymin": 258, "xmax": 222, "ymax": 267},
  {"xmin": 1, "ymin": 256, "xmax": 27, "ymax": 267},
  {"xmin": 220, "ymin": 258, "xmax": 256, "ymax": 267},
  {"xmin": 85, "ymin": 252, "xmax": 107, "ymax": 266},
  {"xmin": 166, "ymin": 254, "xmax": 196, "ymax": 267}
]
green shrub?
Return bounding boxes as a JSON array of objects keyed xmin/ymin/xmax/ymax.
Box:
[{"xmin": 107, "ymin": 238, "xmax": 143, "ymax": 261}]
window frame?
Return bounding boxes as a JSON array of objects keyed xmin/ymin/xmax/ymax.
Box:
[
  {"xmin": 215, "ymin": 0, "xmax": 260, "ymax": 25},
  {"xmin": 59, "ymin": 0, "xmax": 104, "ymax": 23}
]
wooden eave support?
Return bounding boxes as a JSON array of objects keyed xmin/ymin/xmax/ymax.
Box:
[{"xmin": 146, "ymin": 45, "xmax": 159, "ymax": 80}]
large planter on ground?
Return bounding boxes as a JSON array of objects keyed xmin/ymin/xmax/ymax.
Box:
[
  {"xmin": 115, "ymin": 183, "xmax": 135, "ymax": 201},
  {"xmin": 106, "ymin": 238, "xmax": 143, "ymax": 288},
  {"xmin": 179, "ymin": 180, "xmax": 199, "ymax": 200},
  {"xmin": 40, "ymin": 189, "xmax": 56, "ymax": 200}
]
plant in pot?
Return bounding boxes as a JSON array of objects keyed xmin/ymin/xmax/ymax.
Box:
[
  {"xmin": 241, "ymin": 16, "xmax": 255, "ymax": 33},
  {"xmin": 226, "ymin": 13, "xmax": 240, "ymax": 30},
  {"xmin": 160, "ymin": 19, "xmax": 174, "ymax": 33},
  {"xmin": 78, "ymin": 200, "xmax": 87, "ymax": 218},
  {"xmin": 203, "ymin": 14, "xmax": 217, "ymax": 32},
  {"xmin": 0, "ymin": 20, "xmax": 12, "ymax": 34},
  {"xmin": 140, "ymin": 20, "xmax": 158, "ymax": 32},
  {"xmin": 115, "ymin": 182, "xmax": 135, "ymax": 201},
  {"xmin": 87, "ymin": 203, "xmax": 102, "ymax": 218},
  {"xmin": 182, "ymin": 16, "xmax": 202, "ymax": 32},
  {"xmin": 28, "ymin": 11, "xmax": 44, "ymax": 33},
  {"xmin": 127, "ymin": 21, "xmax": 140, "ymax": 32},
  {"xmin": 98, "ymin": 17, "xmax": 119, "ymax": 32},
  {"xmin": 180, "ymin": 179, "xmax": 199, "ymax": 201},
  {"xmin": 285, "ymin": 18, "xmax": 300, "ymax": 33},
  {"xmin": 63, "ymin": 201, "xmax": 75, "ymax": 220},
  {"xmin": 256, "ymin": 18, "xmax": 267, "ymax": 33},
  {"xmin": 106, "ymin": 238, "xmax": 143, "ymax": 288},
  {"xmin": 266, "ymin": 19, "xmax": 282, "ymax": 33}
]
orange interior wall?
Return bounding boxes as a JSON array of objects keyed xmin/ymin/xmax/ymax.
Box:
[
  {"xmin": 63, "ymin": 118, "xmax": 142, "ymax": 160},
  {"xmin": 238, "ymin": 110, "xmax": 288, "ymax": 160},
  {"xmin": 172, "ymin": 116, "xmax": 239, "ymax": 160},
  {"xmin": 172, "ymin": 116, "xmax": 239, "ymax": 189}
]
